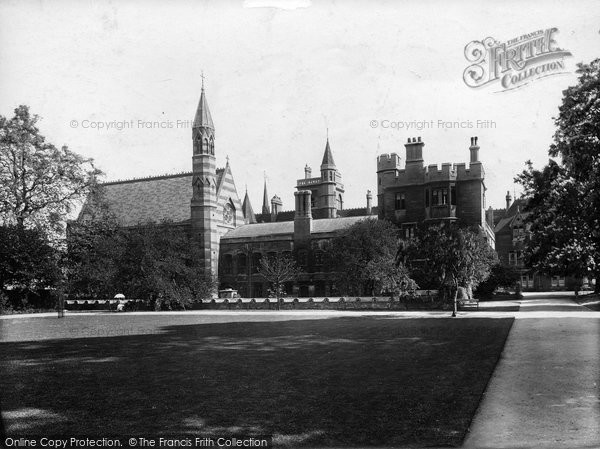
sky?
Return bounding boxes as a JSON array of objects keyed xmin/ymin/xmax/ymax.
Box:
[{"xmin": 1, "ymin": 0, "xmax": 599, "ymax": 214}]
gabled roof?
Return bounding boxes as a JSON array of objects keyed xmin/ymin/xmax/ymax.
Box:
[
  {"xmin": 85, "ymin": 170, "xmax": 224, "ymax": 227},
  {"xmin": 494, "ymin": 198, "xmax": 528, "ymax": 233},
  {"xmin": 221, "ymin": 215, "xmax": 372, "ymax": 240},
  {"xmin": 321, "ymin": 138, "xmax": 336, "ymax": 167},
  {"xmin": 193, "ymin": 87, "xmax": 214, "ymax": 129}
]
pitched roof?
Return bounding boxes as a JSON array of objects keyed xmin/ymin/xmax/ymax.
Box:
[
  {"xmin": 89, "ymin": 170, "xmax": 224, "ymax": 226},
  {"xmin": 321, "ymin": 138, "xmax": 336, "ymax": 167},
  {"xmin": 494, "ymin": 198, "xmax": 528, "ymax": 233},
  {"xmin": 221, "ymin": 215, "xmax": 373, "ymax": 240},
  {"xmin": 193, "ymin": 87, "xmax": 214, "ymax": 129}
]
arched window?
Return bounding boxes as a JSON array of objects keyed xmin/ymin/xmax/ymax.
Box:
[
  {"xmin": 209, "ymin": 137, "xmax": 214, "ymax": 155},
  {"xmin": 203, "ymin": 138, "xmax": 209, "ymax": 153},
  {"xmin": 237, "ymin": 253, "xmax": 247, "ymax": 274}
]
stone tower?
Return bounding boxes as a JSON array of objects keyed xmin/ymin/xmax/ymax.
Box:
[
  {"xmin": 319, "ymin": 138, "xmax": 338, "ymax": 218},
  {"xmin": 295, "ymin": 137, "xmax": 344, "ymax": 219},
  {"xmin": 190, "ymin": 83, "xmax": 218, "ymax": 275}
]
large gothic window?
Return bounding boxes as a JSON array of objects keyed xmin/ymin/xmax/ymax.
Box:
[
  {"xmin": 203, "ymin": 138, "xmax": 209, "ymax": 154},
  {"xmin": 209, "ymin": 137, "xmax": 214, "ymax": 155}
]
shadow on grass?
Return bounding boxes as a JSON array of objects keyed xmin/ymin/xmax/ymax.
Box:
[{"xmin": 0, "ymin": 317, "xmax": 513, "ymax": 447}]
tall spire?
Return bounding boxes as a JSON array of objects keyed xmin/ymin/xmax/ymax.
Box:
[
  {"xmin": 321, "ymin": 137, "xmax": 336, "ymax": 168},
  {"xmin": 193, "ymin": 80, "xmax": 214, "ymax": 130},
  {"xmin": 262, "ymin": 176, "xmax": 270, "ymax": 215}
]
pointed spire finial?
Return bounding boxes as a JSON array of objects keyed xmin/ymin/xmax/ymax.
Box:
[
  {"xmin": 262, "ymin": 175, "xmax": 270, "ymax": 215},
  {"xmin": 321, "ymin": 135, "xmax": 336, "ymax": 168},
  {"xmin": 226, "ymin": 155, "xmax": 230, "ymax": 164},
  {"xmin": 193, "ymin": 78, "xmax": 214, "ymax": 130},
  {"xmin": 201, "ymin": 71, "xmax": 205, "ymax": 90}
]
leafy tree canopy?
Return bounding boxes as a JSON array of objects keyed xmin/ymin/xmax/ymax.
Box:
[
  {"xmin": 401, "ymin": 223, "xmax": 497, "ymax": 297},
  {"xmin": 0, "ymin": 105, "xmax": 101, "ymax": 233},
  {"xmin": 517, "ymin": 59, "xmax": 600, "ymax": 288},
  {"xmin": 327, "ymin": 218, "xmax": 414, "ymax": 296},
  {"xmin": 0, "ymin": 225, "xmax": 59, "ymax": 292}
]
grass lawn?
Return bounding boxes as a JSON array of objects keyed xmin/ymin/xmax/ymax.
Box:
[{"xmin": 0, "ymin": 313, "xmax": 513, "ymax": 447}]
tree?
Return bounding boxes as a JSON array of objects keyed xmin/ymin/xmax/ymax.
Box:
[
  {"xmin": 258, "ymin": 253, "xmax": 303, "ymax": 308},
  {"xmin": 0, "ymin": 105, "xmax": 101, "ymax": 233},
  {"xmin": 0, "ymin": 225, "xmax": 59, "ymax": 306},
  {"xmin": 327, "ymin": 218, "xmax": 414, "ymax": 296},
  {"xmin": 364, "ymin": 254, "xmax": 417, "ymax": 298},
  {"xmin": 475, "ymin": 263, "xmax": 521, "ymax": 298},
  {"xmin": 517, "ymin": 59, "xmax": 600, "ymax": 291},
  {"xmin": 402, "ymin": 224, "xmax": 497, "ymax": 314},
  {"xmin": 66, "ymin": 215, "xmax": 217, "ymax": 308}
]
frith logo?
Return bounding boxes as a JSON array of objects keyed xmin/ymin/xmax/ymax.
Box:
[{"xmin": 463, "ymin": 28, "xmax": 572, "ymax": 92}]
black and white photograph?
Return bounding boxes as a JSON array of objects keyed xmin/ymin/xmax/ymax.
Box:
[{"xmin": 1, "ymin": 1, "xmax": 599, "ymax": 448}]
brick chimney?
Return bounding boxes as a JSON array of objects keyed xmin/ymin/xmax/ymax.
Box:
[{"xmin": 405, "ymin": 136, "xmax": 424, "ymax": 165}]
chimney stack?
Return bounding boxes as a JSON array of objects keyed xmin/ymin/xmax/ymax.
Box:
[
  {"xmin": 405, "ymin": 136, "xmax": 424, "ymax": 165},
  {"xmin": 294, "ymin": 190, "xmax": 312, "ymax": 241},
  {"xmin": 469, "ymin": 136, "xmax": 480, "ymax": 163},
  {"xmin": 366, "ymin": 190, "xmax": 373, "ymax": 215}
]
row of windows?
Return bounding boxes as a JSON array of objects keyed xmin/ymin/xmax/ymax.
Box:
[
  {"xmin": 521, "ymin": 275, "xmax": 565, "ymax": 288},
  {"xmin": 196, "ymin": 134, "xmax": 215, "ymax": 155},
  {"xmin": 394, "ymin": 186, "xmax": 457, "ymax": 210},
  {"xmin": 221, "ymin": 250, "xmax": 326, "ymax": 275}
]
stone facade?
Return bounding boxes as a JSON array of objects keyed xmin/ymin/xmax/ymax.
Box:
[
  {"xmin": 493, "ymin": 193, "xmax": 575, "ymax": 291},
  {"xmin": 80, "ymin": 86, "xmax": 505, "ymax": 298},
  {"xmin": 377, "ymin": 136, "xmax": 495, "ymax": 244}
]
